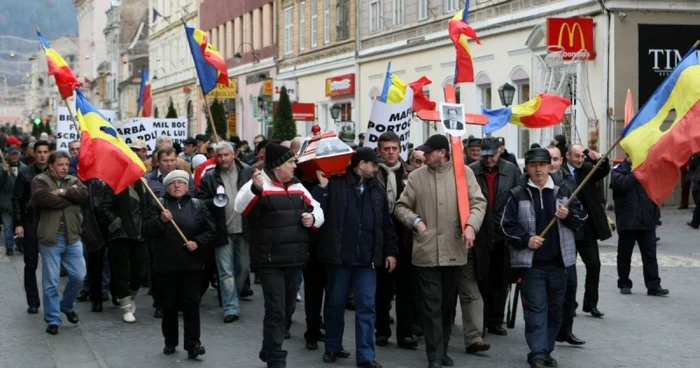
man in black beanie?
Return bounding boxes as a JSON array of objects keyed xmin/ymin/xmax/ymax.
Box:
[
  {"xmin": 501, "ymin": 148, "xmax": 587, "ymax": 368},
  {"xmin": 234, "ymin": 142, "xmax": 325, "ymax": 368}
]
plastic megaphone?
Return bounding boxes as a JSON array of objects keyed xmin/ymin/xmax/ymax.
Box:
[{"xmin": 213, "ymin": 185, "xmax": 229, "ymax": 208}]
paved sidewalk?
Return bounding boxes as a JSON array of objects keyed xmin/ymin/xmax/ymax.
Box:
[{"xmin": 1, "ymin": 208, "xmax": 699, "ymax": 367}]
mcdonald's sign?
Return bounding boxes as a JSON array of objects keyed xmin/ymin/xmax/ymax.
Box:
[{"xmin": 546, "ymin": 18, "xmax": 595, "ymax": 60}]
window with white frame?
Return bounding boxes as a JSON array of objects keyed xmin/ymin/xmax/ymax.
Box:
[
  {"xmin": 323, "ymin": 0, "xmax": 330, "ymax": 44},
  {"xmin": 393, "ymin": 0, "xmax": 404, "ymax": 26},
  {"xmin": 311, "ymin": 0, "xmax": 317, "ymax": 47},
  {"xmin": 481, "ymin": 85, "xmax": 492, "ymax": 109},
  {"xmin": 284, "ymin": 7, "xmax": 294, "ymax": 55},
  {"xmin": 299, "ymin": 2, "xmax": 306, "ymax": 51},
  {"xmin": 444, "ymin": 0, "xmax": 460, "ymax": 13},
  {"xmin": 418, "ymin": 0, "xmax": 428, "ymax": 20},
  {"xmin": 337, "ymin": 0, "xmax": 349, "ymax": 41},
  {"xmin": 370, "ymin": 0, "xmax": 382, "ymax": 33}
]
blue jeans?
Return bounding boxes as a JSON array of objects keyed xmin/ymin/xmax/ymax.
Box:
[
  {"xmin": 215, "ymin": 234, "xmax": 249, "ymax": 317},
  {"xmin": 82, "ymin": 248, "xmax": 111, "ymax": 296},
  {"xmin": 39, "ymin": 234, "xmax": 87, "ymax": 326},
  {"xmin": 520, "ymin": 265, "xmax": 567, "ymax": 363},
  {"xmin": 325, "ymin": 265, "xmax": 377, "ymax": 364},
  {"xmin": 2, "ymin": 212, "xmax": 13, "ymax": 250}
]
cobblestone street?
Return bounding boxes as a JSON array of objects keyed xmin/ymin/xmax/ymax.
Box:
[{"xmin": 1, "ymin": 210, "xmax": 700, "ymax": 368}]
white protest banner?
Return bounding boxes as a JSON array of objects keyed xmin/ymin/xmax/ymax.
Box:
[
  {"xmin": 56, "ymin": 106, "xmax": 117, "ymax": 151},
  {"xmin": 114, "ymin": 118, "xmax": 157, "ymax": 154},
  {"xmin": 364, "ymin": 88, "xmax": 414, "ymax": 161},
  {"xmin": 148, "ymin": 118, "xmax": 189, "ymax": 146}
]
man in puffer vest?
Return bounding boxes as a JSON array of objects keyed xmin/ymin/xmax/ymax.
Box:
[{"xmin": 501, "ymin": 148, "xmax": 586, "ymax": 368}]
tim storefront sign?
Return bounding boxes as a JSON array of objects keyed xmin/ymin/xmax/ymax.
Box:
[
  {"xmin": 325, "ymin": 74, "xmax": 355, "ymax": 97},
  {"xmin": 546, "ymin": 18, "xmax": 595, "ymax": 60}
]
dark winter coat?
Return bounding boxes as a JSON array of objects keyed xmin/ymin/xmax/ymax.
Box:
[
  {"xmin": 611, "ymin": 160, "xmax": 661, "ymax": 232},
  {"xmin": 0, "ymin": 161, "xmax": 25, "ymax": 213},
  {"xmin": 566, "ymin": 156, "xmax": 612, "ymax": 241},
  {"xmin": 198, "ymin": 159, "xmax": 253, "ymax": 246},
  {"xmin": 94, "ymin": 180, "xmax": 148, "ymax": 242},
  {"xmin": 143, "ymin": 193, "xmax": 216, "ymax": 273},
  {"xmin": 11, "ymin": 163, "xmax": 47, "ymax": 225}
]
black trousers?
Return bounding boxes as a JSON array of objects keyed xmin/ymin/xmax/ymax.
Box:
[
  {"xmin": 375, "ymin": 266, "xmax": 394, "ymax": 338},
  {"xmin": 477, "ymin": 240, "xmax": 510, "ymax": 327},
  {"xmin": 392, "ymin": 249, "xmax": 418, "ymax": 341},
  {"xmin": 259, "ymin": 267, "xmax": 302, "ymax": 367},
  {"xmin": 416, "ymin": 266, "xmax": 459, "ymax": 363},
  {"xmin": 303, "ymin": 258, "xmax": 327, "ymax": 343},
  {"xmin": 617, "ymin": 230, "xmax": 661, "ymax": 290},
  {"xmin": 161, "ymin": 271, "xmax": 202, "ymax": 350},
  {"xmin": 22, "ymin": 221, "xmax": 40, "ymax": 307},
  {"xmin": 557, "ymin": 265, "xmax": 577, "ymax": 337},
  {"xmin": 88, "ymin": 247, "xmax": 107, "ymax": 304},
  {"xmin": 109, "ymin": 239, "xmax": 146, "ymax": 299},
  {"xmin": 576, "ymin": 235, "xmax": 601, "ymax": 309},
  {"xmin": 149, "ymin": 242, "xmax": 162, "ymax": 309}
]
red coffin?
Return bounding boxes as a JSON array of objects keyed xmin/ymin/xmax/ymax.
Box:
[{"xmin": 297, "ymin": 132, "xmax": 354, "ymax": 182}]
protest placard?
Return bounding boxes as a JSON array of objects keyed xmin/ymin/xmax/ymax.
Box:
[
  {"xmin": 115, "ymin": 119, "xmax": 157, "ymax": 154},
  {"xmin": 364, "ymin": 88, "xmax": 414, "ymax": 161},
  {"xmin": 56, "ymin": 107, "xmax": 116, "ymax": 151}
]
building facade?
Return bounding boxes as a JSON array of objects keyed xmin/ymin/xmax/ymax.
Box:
[
  {"xmin": 119, "ymin": 3, "xmax": 150, "ymax": 118},
  {"xmin": 200, "ymin": 0, "xmax": 276, "ymax": 140},
  {"xmin": 276, "ymin": 0, "xmax": 357, "ymax": 139},
  {"xmin": 149, "ymin": 0, "xmax": 200, "ymax": 135},
  {"xmin": 74, "ymin": 0, "xmax": 110, "ymax": 104}
]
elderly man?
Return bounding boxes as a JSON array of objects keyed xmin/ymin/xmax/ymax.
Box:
[
  {"xmin": 0, "ymin": 146, "xmax": 25, "ymax": 256},
  {"xmin": 144, "ymin": 169, "xmax": 216, "ymax": 359},
  {"xmin": 148, "ymin": 136, "xmax": 192, "ymax": 174},
  {"xmin": 464, "ymin": 138, "xmax": 482, "ymax": 165},
  {"xmin": 198, "ymin": 142, "xmax": 253, "ymax": 323},
  {"xmin": 565, "ymin": 144, "xmax": 611, "ymax": 317},
  {"xmin": 409, "ymin": 149, "xmax": 425, "ymax": 170},
  {"xmin": 235, "ymin": 142, "xmax": 324, "ymax": 368},
  {"xmin": 31, "ymin": 151, "xmax": 88, "ymax": 335},
  {"xmin": 395, "ymin": 134, "xmax": 486, "ymax": 368},
  {"xmin": 501, "ymin": 148, "xmax": 586, "ymax": 368},
  {"xmin": 467, "ymin": 137, "xmax": 520, "ymax": 341}
]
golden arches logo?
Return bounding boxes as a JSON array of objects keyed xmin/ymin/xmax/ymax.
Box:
[{"xmin": 557, "ymin": 22, "xmax": 585, "ymax": 48}]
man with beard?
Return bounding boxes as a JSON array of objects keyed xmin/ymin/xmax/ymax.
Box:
[
  {"xmin": 12, "ymin": 140, "xmax": 50, "ymax": 314},
  {"xmin": 467, "ymin": 137, "xmax": 520, "ymax": 340}
]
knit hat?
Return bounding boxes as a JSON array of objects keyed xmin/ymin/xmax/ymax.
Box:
[
  {"xmin": 163, "ymin": 170, "xmax": 190, "ymax": 187},
  {"xmin": 265, "ymin": 142, "xmax": 295, "ymax": 169}
]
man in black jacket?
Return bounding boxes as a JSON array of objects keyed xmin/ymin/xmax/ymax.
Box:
[
  {"xmin": 565, "ymin": 144, "xmax": 612, "ymax": 317},
  {"xmin": 611, "ymin": 156, "xmax": 669, "ymax": 297},
  {"xmin": 11, "ymin": 140, "xmax": 50, "ymax": 314},
  {"xmin": 0, "ymin": 146, "xmax": 25, "ymax": 256},
  {"xmin": 497, "ymin": 137, "xmax": 520, "ymax": 169},
  {"xmin": 373, "ymin": 132, "xmax": 418, "ymax": 350},
  {"xmin": 234, "ymin": 142, "xmax": 324, "ymax": 368},
  {"xmin": 198, "ymin": 141, "xmax": 253, "ymax": 323},
  {"xmin": 468, "ymin": 137, "xmax": 521, "ymax": 339},
  {"xmin": 314, "ymin": 147, "xmax": 398, "ymax": 368}
]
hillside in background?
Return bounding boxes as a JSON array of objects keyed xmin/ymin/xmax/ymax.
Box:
[{"xmin": 0, "ymin": 0, "xmax": 77, "ymax": 40}]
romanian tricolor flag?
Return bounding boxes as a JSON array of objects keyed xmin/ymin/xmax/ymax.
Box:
[
  {"xmin": 621, "ymin": 47, "xmax": 700, "ymax": 205},
  {"xmin": 449, "ymin": 0, "xmax": 481, "ymax": 84},
  {"xmin": 137, "ymin": 66, "xmax": 152, "ymax": 117},
  {"xmin": 37, "ymin": 31, "xmax": 80, "ymax": 99},
  {"xmin": 185, "ymin": 24, "xmax": 229, "ymax": 95},
  {"xmin": 481, "ymin": 94, "xmax": 571, "ymax": 134},
  {"xmin": 75, "ymin": 89, "xmax": 146, "ymax": 194},
  {"xmin": 409, "ymin": 77, "xmax": 436, "ymax": 113}
]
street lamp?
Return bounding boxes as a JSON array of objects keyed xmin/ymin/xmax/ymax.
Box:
[
  {"xmin": 233, "ymin": 42, "xmax": 260, "ymax": 63},
  {"xmin": 498, "ymin": 82, "xmax": 516, "ymax": 107},
  {"xmin": 330, "ymin": 104, "xmax": 341, "ymax": 121}
]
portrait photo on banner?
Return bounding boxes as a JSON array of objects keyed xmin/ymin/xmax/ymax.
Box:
[{"xmin": 439, "ymin": 102, "xmax": 466, "ymax": 137}]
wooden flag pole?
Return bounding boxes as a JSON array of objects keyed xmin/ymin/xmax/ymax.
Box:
[
  {"xmin": 538, "ymin": 134, "xmax": 625, "ymax": 238},
  {"xmin": 139, "ymin": 177, "xmax": 189, "ymax": 243},
  {"xmin": 202, "ymin": 94, "xmax": 220, "ymax": 144},
  {"xmin": 62, "ymin": 99, "xmax": 81, "ymax": 138}
]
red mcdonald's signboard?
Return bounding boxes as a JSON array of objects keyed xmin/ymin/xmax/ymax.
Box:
[
  {"xmin": 546, "ymin": 18, "xmax": 595, "ymax": 60},
  {"xmin": 292, "ymin": 103, "xmax": 316, "ymax": 121}
]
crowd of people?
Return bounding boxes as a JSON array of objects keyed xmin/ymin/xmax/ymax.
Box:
[{"xmin": 0, "ymin": 128, "xmax": 672, "ymax": 368}]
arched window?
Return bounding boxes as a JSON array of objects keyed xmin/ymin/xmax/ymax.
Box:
[
  {"xmin": 441, "ymin": 76, "xmax": 461, "ymax": 103},
  {"xmin": 509, "ymin": 66, "xmax": 531, "ymax": 156},
  {"xmin": 369, "ymin": 86, "xmax": 381, "ymax": 100},
  {"xmin": 154, "ymin": 106, "xmax": 159, "ymax": 118},
  {"xmin": 187, "ymin": 100, "xmax": 193, "ymax": 118},
  {"xmin": 474, "ymin": 72, "xmax": 492, "ymax": 109}
]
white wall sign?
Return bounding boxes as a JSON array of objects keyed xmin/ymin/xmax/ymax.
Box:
[
  {"xmin": 273, "ymin": 80, "xmax": 298, "ymax": 102},
  {"xmin": 56, "ymin": 106, "xmax": 116, "ymax": 151},
  {"xmin": 364, "ymin": 88, "xmax": 414, "ymax": 161}
]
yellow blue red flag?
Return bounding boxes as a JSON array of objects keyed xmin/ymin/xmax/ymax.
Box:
[
  {"xmin": 620, "ymin": 46, "xmax": 700, "ymax": 205},
  {"xmin": 75, "ymin": 90, "xmax": 146, "ymax": 194},
  {"xmin": 449, "ymin": 0, "xmax": 481, "ymax": 84},
  {"xmin": 37, "ymin": 31, "xmax": 80, "ymax": 99},
  {"xmin": 185, "ymin": 24, "xmax": 229, "ymax": 95},
  {"xmin": 482, "ymin": 94, "xmax": 571, "ymax": 134},
  {"xmin": 137, "ymin": 66, "xmax": 152, "ymax": 117}
]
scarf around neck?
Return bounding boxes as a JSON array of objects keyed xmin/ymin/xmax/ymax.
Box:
[{"xmin": 380, "ymin": 161, "xmax": 402, "ymax": 213}]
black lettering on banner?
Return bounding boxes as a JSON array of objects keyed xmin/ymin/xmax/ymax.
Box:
[{"xmin": 153, "ymin": 122, "xmax": 169, "ymax": 128}]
